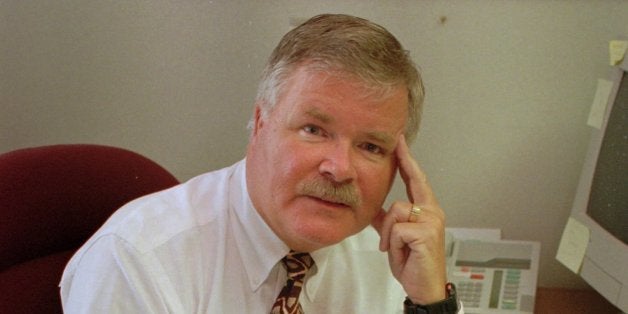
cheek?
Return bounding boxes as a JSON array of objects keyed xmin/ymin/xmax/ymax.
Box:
[
  {"xmin": 357, "ymin": 163, "xmax": 396, "ymax": 206},
  {"xmin": 270, "ymin": 142, "xmax": 322, "ymax": 189}
]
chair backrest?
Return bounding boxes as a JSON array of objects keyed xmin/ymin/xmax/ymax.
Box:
[{"xmin": 0, "ymin": 144, "xmax": 180, "ymax": 313}]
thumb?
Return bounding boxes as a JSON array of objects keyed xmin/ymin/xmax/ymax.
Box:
[
  {"xmin": 370, "ymin": 208, "xmax": 388, "ymax": 251},
  {"xmin": 371, "ymin": 208, "xmax": 387, "ymax": 236}
]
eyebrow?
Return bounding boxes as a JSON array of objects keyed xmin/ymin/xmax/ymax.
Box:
[
  {"xmin": 366, "ymin": 131, "xmax": 395, "ymax": 147},
  {"xmin": 305, "ymin": 108, "xmax": 396, "ymax": 147},
  {"xmin": 305, "ymin": 108, "xmax": 333, "ymax": 124}
]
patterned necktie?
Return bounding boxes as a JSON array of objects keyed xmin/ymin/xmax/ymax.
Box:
[{"xmin": 270, "ymin": 251, "xmax": 315, "ymax": 314}]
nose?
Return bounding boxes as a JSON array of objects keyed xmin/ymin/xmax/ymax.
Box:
[{"xmin": 318, "ymin": 141, "xmax": 357, "ymax": 184}]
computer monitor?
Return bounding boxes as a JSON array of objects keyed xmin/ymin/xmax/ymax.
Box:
[{"xmin": 567, "ymin": 55, "xmax": 628, "ymax": 312}]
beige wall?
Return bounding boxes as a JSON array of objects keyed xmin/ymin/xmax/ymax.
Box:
[{"xmin": 2, "ymin": 0, "xmax": 627, "ymax": 289}]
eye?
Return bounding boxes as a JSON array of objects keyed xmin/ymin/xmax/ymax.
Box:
[
  {"xmin": 361, "ymin": 142, "xmax": 384, "ymax": 155},
  {"xmin": 302, "ymin": 125, "xmax": 323, "ymax": 136}
]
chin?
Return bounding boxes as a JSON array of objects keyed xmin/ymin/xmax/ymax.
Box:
[{"xmin": 289, "ymin": 218, "xmax": 364, "ymax": 251}]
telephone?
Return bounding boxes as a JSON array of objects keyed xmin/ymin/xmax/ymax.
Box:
[{"xmin": 445, "ymin": 229, "xmax": 540, "ymax": 314}]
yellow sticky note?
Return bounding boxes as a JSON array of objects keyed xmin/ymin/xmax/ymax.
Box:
[
  {"xmin": 609, "ymin": 40, "xmax": 628, "ymax": 66},
  {"xmin": 556, "ymin": 217, "xmax": 590, "ymax": 274},
  {"xmin": 587, "ymin": 79, "xmax": 613, "ymax": 129}
]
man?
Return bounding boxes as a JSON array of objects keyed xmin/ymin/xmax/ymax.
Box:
[{"xmin": 61, "ymin": 14, "xmax": 462, "ymax": 313}]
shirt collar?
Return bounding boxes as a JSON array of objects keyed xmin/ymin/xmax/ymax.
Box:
[
  {"xmin": 303, "ymin": 245, "xmax": 333, "ymax": 302},
  {"xmin": 230, "ymin": 159, "xmax": 289, "ymax": 291}
]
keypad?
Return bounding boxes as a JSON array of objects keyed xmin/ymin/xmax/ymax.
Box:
[
  {"xmin": 501, "ymin": 269, "xmax": 522, "ymax": 310},
  {"xmin": 458, "ymin": 280, "xmax": 483, "ymax": 308},
  {"xmin": 453, "ymin": 267, "xmax": 523, "ymax": 311}
]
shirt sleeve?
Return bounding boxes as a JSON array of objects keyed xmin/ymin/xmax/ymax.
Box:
[{"xmin": 60, "ymin": 234, "xmax": 182, "ymax": 314}]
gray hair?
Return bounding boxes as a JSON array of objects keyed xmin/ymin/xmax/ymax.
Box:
[{"xmin": 251, "ymin": 14, "xmax": 424, "ymax": 142}]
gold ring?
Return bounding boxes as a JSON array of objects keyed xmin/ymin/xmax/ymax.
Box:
[{"xmin": 408, "ymin": 204, "xmax": 422, "ymax": 223}]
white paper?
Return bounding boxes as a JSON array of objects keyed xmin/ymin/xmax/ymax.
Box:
[
  {"xmin": 587, "ymin": 79, "xmax": 613, "ymax": 129},
  {"xmin": 609, "ymin": 40, "xmax": 628, "ymax": 66},
  {"xmin": 556, "ymin": 217, "xmax": 590, "ymax": 274}
]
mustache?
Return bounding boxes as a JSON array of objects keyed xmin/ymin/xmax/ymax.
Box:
[{"xmin": 297, "ymin": 178, "xmax": 361, "ymax": 208}]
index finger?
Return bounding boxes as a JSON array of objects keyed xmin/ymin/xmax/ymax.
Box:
[{"xmin": 396, "ymin": 135, "xmax": 438, "ymax": 207}]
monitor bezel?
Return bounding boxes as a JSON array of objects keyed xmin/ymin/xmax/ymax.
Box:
[{"xmin": 569, "ymin": 56, "xmax": 628, "ymax": 312}]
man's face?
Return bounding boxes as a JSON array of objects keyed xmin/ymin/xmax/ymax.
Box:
[{"xmin": 246, "ymin": 67, "xmax": 408, "ymax": 252}]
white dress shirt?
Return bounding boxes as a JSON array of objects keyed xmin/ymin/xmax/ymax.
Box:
[{"xmin": 61, "ymin": 159, "xmax": 462, "ymax": 313}]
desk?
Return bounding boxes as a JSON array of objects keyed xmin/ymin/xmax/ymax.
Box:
[{"xmin": 534, "ymin": 287, "xmax": 621, "ymax": 314}]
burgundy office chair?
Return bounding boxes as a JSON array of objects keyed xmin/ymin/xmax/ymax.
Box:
[{"xmin": 0, "ymin": 144, "xmax": 179, "ymax": 313}]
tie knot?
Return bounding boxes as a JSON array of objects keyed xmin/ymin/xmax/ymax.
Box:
[
  {"xmin": 282, "ymin": 251, "xmax": 314, "ymax": 280},
  {"xmin": 271, "ymin": 251, "xmax": 314, "ymax": 314}
]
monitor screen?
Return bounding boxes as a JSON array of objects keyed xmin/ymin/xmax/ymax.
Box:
[{"xmin": 586, "ymin": 71, "xmax": 628, "ymax": 245}]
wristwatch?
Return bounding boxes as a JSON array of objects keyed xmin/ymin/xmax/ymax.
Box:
[{"xmin": 403, "ymin": 283, "xmax": 460, "ymax": 314}]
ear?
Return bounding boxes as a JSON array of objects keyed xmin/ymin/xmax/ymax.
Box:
[{"xmin": 251, "ymin": 104, "xmax": 265, "ymax": 136}]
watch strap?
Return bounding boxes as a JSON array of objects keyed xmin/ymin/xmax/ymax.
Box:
[{"xmin": 403, "ymin": 282, "xmax": 460, "ymax": 314}]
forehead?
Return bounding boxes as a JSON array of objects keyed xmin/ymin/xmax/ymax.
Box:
[
  {"xmin": 277, "ymin": 66, "xmax": 407, "ymax": 109},
  {"xmin": 273, "ymin": 67, "xmax": 409, "ymax": 136}
]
